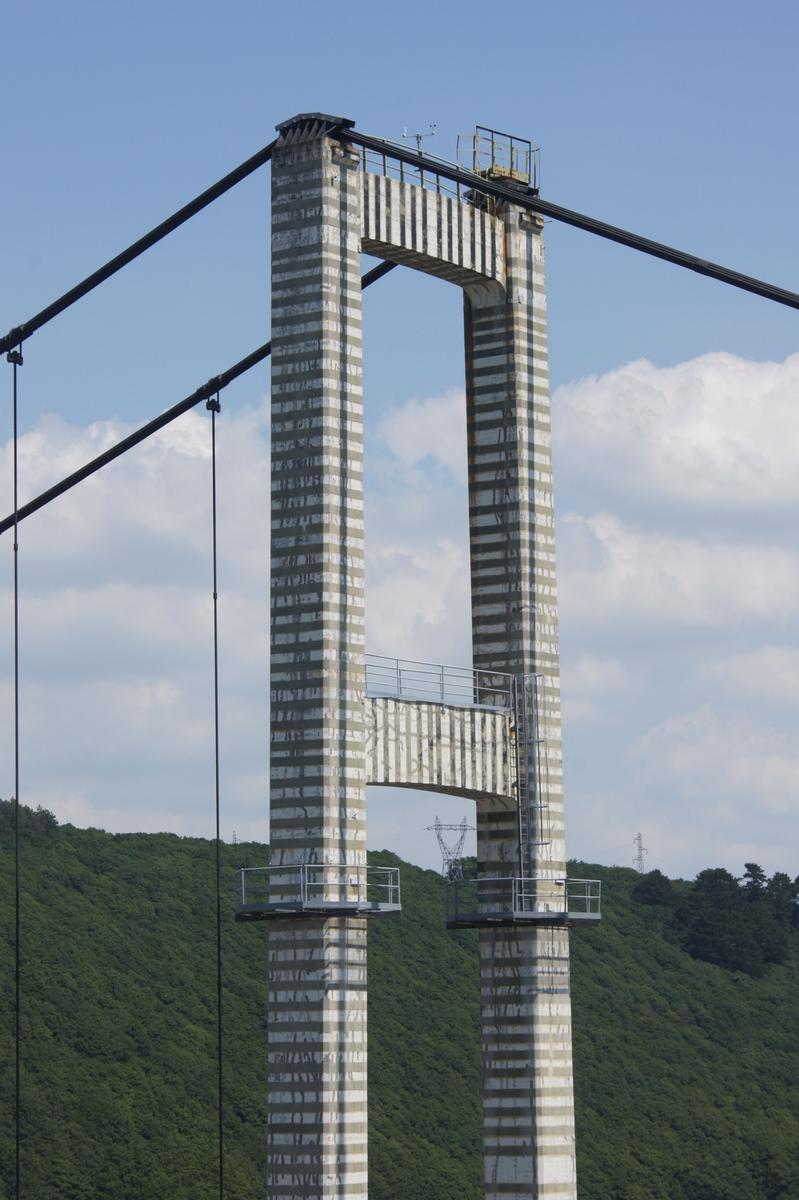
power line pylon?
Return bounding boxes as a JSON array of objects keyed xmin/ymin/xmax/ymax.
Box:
[
  {"xmin": 633, "ymin": 831, "xmax": 649, "ymax": 873},
  {"xmin": 427, "ymin": 815, "xmax": 472, "ymax": 880}
]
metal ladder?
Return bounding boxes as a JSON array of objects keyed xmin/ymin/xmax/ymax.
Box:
[{"xmin": 512, "ymin": 673, "xmax": 552, "ymax": 880}]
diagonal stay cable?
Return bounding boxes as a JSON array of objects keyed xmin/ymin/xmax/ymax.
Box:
[
  {"xmin": 0, "ymin": 139, "xmax": 278, "ymax": 357},
  {"xmin": 0, "ymin": 261, "xmax": 396, "ymax": 537}
]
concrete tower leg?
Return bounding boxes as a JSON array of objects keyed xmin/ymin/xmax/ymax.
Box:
[
  {"xmin": 268, "ymin": 116, "xmax": 367, "ymax": 1200},
  {"xmin": 465, "ymin": 207, "xmax": 577, "ymax": 1200}
]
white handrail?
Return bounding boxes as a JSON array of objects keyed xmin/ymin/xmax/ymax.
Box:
[
  {"xmin": 238, "ymin": 862, "xmax": 401, "ymax": 909},
  {"xmin": 447, "ymin": 875, "xmax": 601, "ymax": 918},
  {"xmin": 365, "ymin": 653, "xmax": 514, "ymax": 711}
]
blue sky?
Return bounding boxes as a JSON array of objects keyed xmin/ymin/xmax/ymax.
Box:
[
  {"xmin": 2, "ymin": 0, "xmax": 798, "ymax": 878},
  {"xmin": 5, "ymin": 0, "xmax": 799, "ymax": 424}
]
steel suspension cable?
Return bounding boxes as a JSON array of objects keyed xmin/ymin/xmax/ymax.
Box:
[
  {"xmin": 341, "ymin": 128, "xmax": 799, "ymax": 312},
  {"xmin": 207, "ymin": 391, "xmax": 224, "ymax": 1200},
  {"xmin": 0, "ymin": 260, "xmax": 397, "ymax": 537},
  {"xmin": 0, "ymin": 139, "xmax": 278, "ymax": 358},
  {"xmin": 2, "ymin": 115, "xmax": 796, "ymax": 363},
  {"xmin": 8, "ymin": 345, "xmax": 23, "ymax": 1200}
]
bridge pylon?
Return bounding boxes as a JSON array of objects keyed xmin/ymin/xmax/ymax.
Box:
[{"xmin": 238, "ymin": 111, "xmax": 595, "ymax": 1200}]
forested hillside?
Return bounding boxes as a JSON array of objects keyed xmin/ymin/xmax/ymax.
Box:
[{"xmin": 1, "ymin": 803, "xmax": 797, "ymax": 1200}]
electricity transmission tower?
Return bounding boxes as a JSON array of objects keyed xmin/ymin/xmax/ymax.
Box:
[
  {"xmin": 428, "ymin": 815, "xmax": 472, "ymax": 880},
  {"xmin": 633, "ymin": 831, "xmax": 649, "ymax": 873}
]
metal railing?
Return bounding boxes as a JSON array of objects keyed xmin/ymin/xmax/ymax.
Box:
[
  {"xmin": 359, "ymin": 130, "xmax": 540, "ymax": 215},
  {"xmin": 365, "ymin": 653, "xmax": 514, "ymax": 711},
  {"xmin": 513, "ymin": 673, "xmax": 553, "ymax": 866},
  {"xmin": 446, "ymin": 875, "xmax": 601, "ymax": 923},
  {"xmin": 516, "ymin": 877, "xmax": 601, "ymax": 916},
  {"xmin": 238, "ymin": 862, "xmax": 401, "ymax": 909},
  {"xmin": 457, "ymin": 126, "xmax": 540, "ymax": 192},
  {"xmin": 360, "ymin": 144, "xmax": 470, "ymax": 205}
]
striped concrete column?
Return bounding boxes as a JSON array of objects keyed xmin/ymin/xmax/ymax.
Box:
[
  {"xmin": 269, "ymin": 114, "xmax": 367, "ymax": 1200},
  {"xmin": 465, "ymin": 206, "xmax": 577, "ymax": 1200}
]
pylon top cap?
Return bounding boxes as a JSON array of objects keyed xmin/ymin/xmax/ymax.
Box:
[{"xmin": 275, "ymin": 113, "xmax": 355, "ymax": 135}]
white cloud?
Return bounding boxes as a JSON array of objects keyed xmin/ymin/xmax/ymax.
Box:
[
  {"xmin": 559, "ymin": 511, "xmax": 799, "ymax": 632},
  {"xmin": 0, "ymin": 401, "xmax": 271, "ymax": 840},
  {"xmin": 367, "ymin": 535, "xmax": 470, "ymax": 664},
  {"xmin": 4, "ymin": 356, "xmax": 799, "ymax": 880},
  {"xmin": 629, "ymin": 705, "xmax": 799, "ymax": 819},
  {"xmin": 554, "ymin": 351, "xmax": 799, "ymax": 513},
  {"xmin": 563, "ymin": 653, "xmax": 631, "ymax": 694},
  {"xmin": 569, "ymin": 703, "xmax": 799, "ymax": 877},
  {"xmin": 551, "ymin": 354, "xmax": 799, "ymax": 874},
  {"xmin": 377, "ymin": 388, "xmax": 467, "ymax": 480},
  {"xmin": 560, "ymin": 653, "xmax": 633, "ymax": 722},
  {"xmin": 366, "ymin": 390, "xmax": 472, "ymax": 664},
  {"xmin": 0, "ymin": 394, "xmax": 474, "ymax": 847},
  {"xmin": 702, "ymin": 645, "xmax": 799, "ymax": 707}
]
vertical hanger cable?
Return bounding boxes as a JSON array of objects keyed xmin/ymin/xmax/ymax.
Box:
[
  {"xmin": 8, "ymin": 344, "xmax": 23, "ymax": 1200},
  {"xmin": 207, "ymin": 391, "xmax": 224, "ymax": 1198}
]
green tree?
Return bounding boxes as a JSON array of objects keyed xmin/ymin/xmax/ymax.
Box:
[
  {"xmin": 741, "ymin": 862, "xmax": 767, "ymax": 899},
  {"xmin": 632, "ymin": 868, "xmax": 675, "ymax": 907},
  {"xmin": 677, "ymin": 868, "xmax": 764, "ymax": 975},
  {"xmin": 766, "ymin": 872, "xmax": 797, "ymax": 920},
  {"xmin": 2, "ymin": 810, "xmax": 799, "ymax": 1199}
]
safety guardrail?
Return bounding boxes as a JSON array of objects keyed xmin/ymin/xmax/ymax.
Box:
[
  {"xmin": 445, "ymin": 875, "xmax": 601, "ymax": 927},
  {"xmin": 360, "ymin": 145, "xmax": 468, "ymax": 204},
  {"xmin": 516, "ymin": 876, "xmax": 601, "ymax": 916},
  {"xmin": 456, "ymin": 126, "xmax": 540, "ymax": 191},
  {"xmin": 365, "ymin": 653, "xmax": 513, "ymax": 711},
  {"xmin": 237, "ymin": 862, "xmax": 400, "ymax": 911}
]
